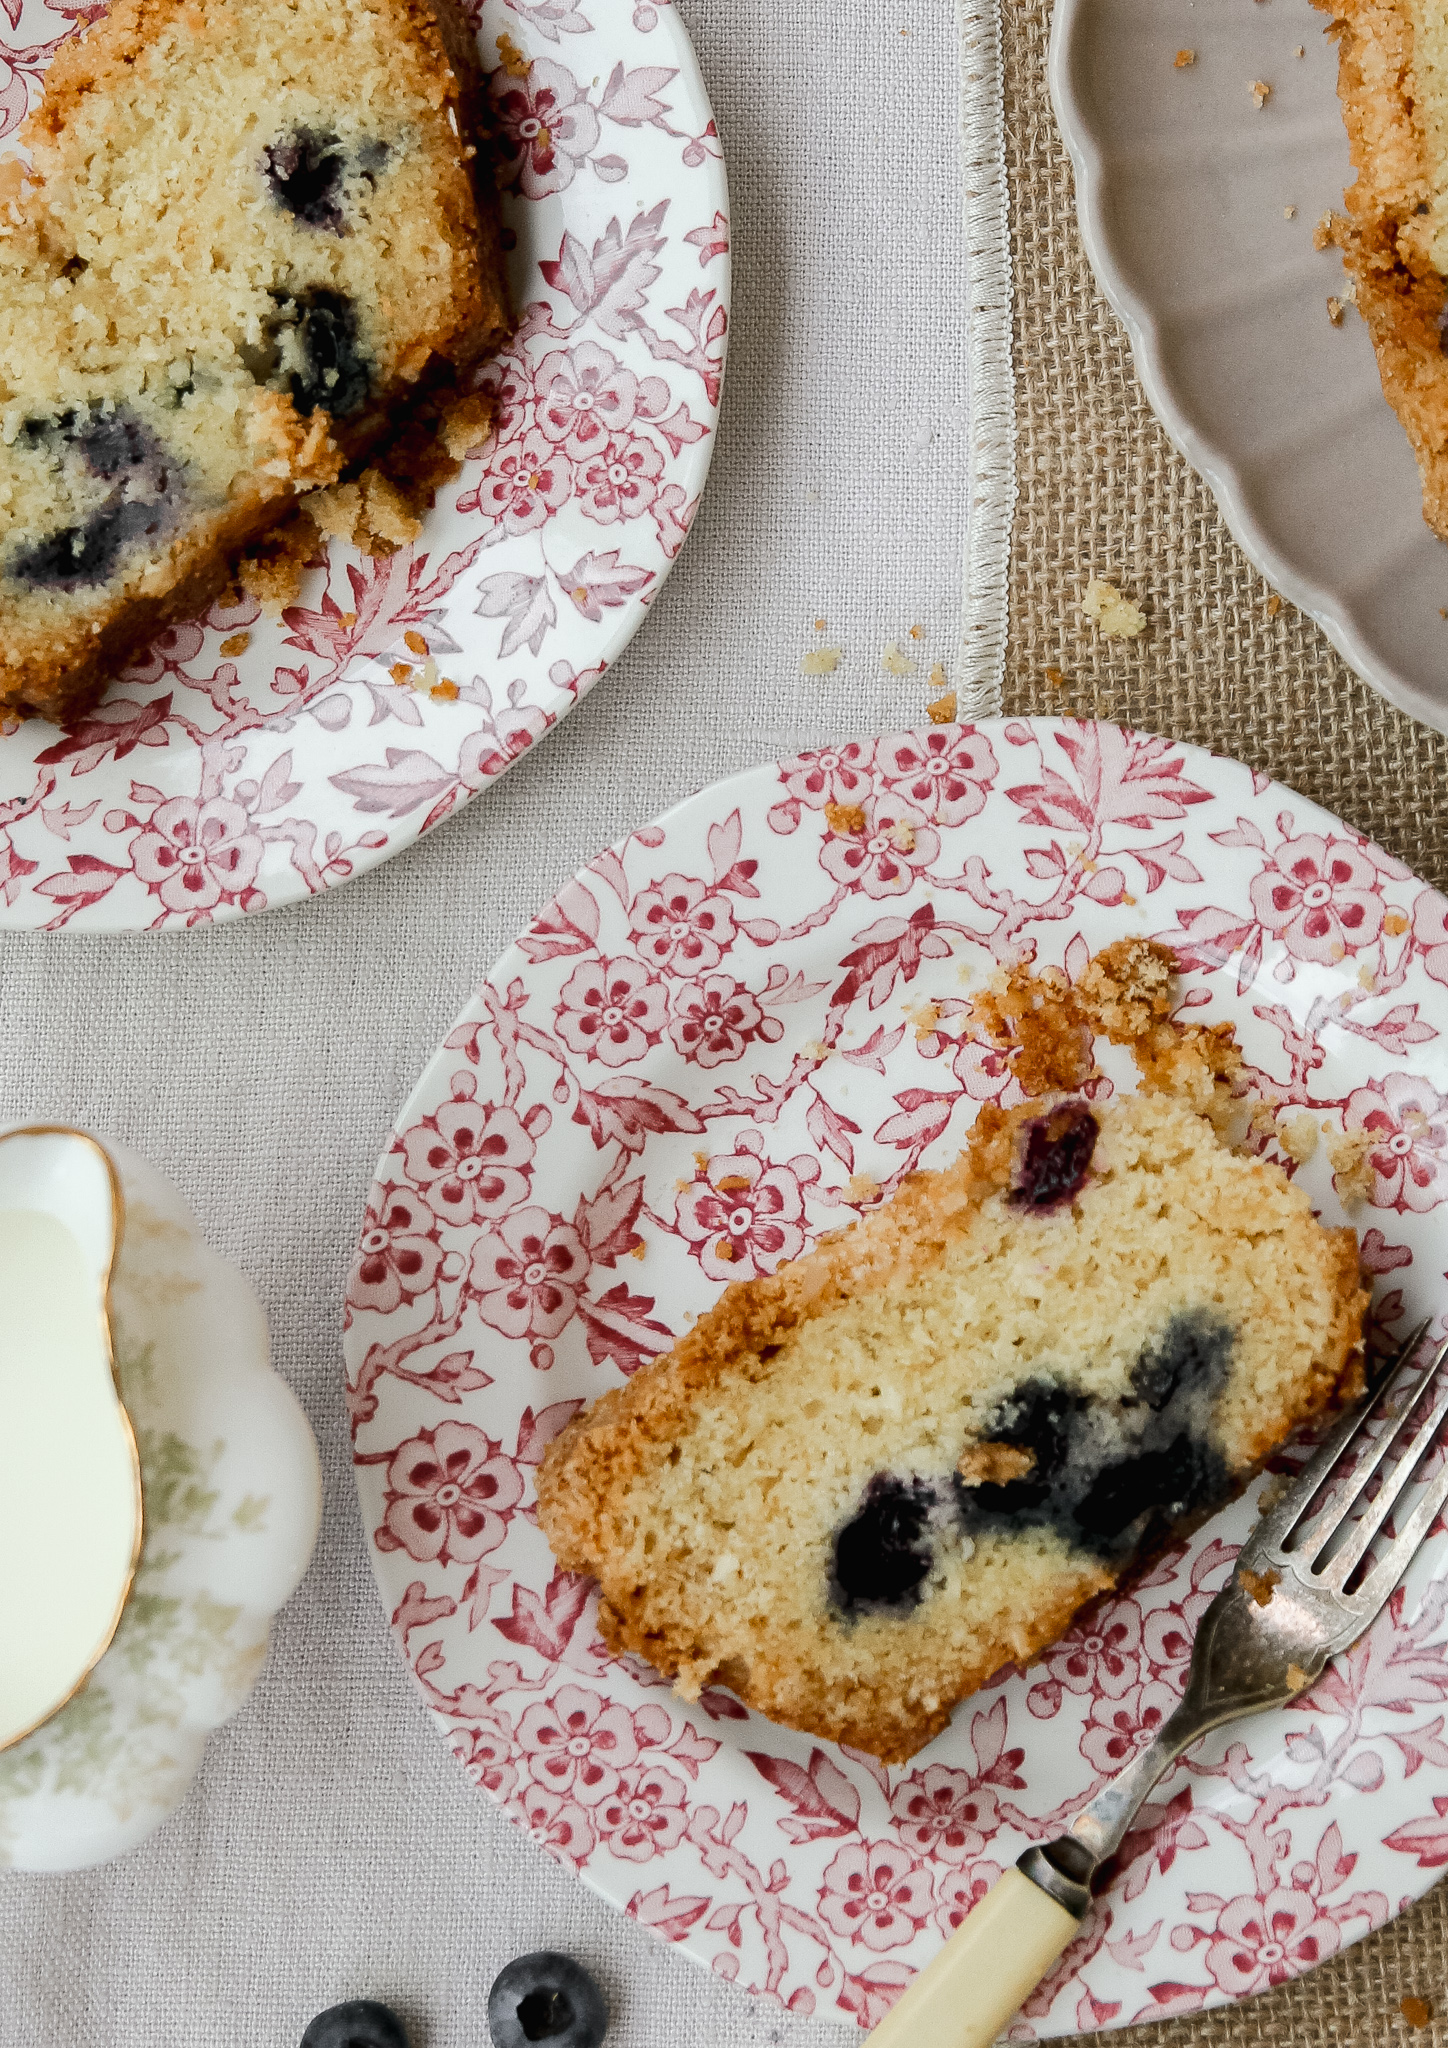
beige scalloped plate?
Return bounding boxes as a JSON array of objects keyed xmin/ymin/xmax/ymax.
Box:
[{"xmin": 1050, "ymin": 0, "xmax": 1448, "ymax": 734}]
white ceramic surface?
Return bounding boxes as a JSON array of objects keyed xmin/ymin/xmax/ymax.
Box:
[
  {"xmin": 0, "ymin": 1134, "xmax": 320, "ymax": 1871},
  {"xmin": 0, "ymin": 0, "xmax": 728, "ymax": 927},
  {"xmin": 1049, "ymin": 0, "xmax": 1448, "ymax": 735},
  {"xmin": 347, "ymin": 717, "xmax": 1448, "ymax": 2032}
]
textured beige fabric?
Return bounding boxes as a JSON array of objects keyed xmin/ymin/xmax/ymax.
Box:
[
  {"xmin": 1000, "ymin": 0, "xmax": 1448, "ymax": 895},
  {"xmin": 999, "ymin": 0, "xmax": 1448, "ymax": 2042}
]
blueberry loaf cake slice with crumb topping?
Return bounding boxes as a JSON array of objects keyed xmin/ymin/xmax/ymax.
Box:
[
  {"xmin": 1315, "ymin": 0, "xmax": 1448, "ymax": 536},
  {"xmin": 537, "ymin": 997, "xmax": 1366, "ymax": 1764},
  {"xmin": 0, "ymin": 0, "xmax": 509, "ymax": 720}
]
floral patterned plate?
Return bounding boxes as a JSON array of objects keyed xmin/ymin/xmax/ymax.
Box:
[
  {"xmin": 2, "ymin": 1134, "xmax": 320, "ymax": 1870},
  {"xmin": 345, "ymin": 719, "xmax": 1448, "ymax": 2033},
  {"xmin": 0, "ymin": 0, "xmax": 727, "ymax": 929}
]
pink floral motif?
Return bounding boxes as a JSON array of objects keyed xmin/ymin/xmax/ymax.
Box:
[
  {"xmin": 674, "ymin": 1148, "xmax": 807, "ymax": 1280},
  {"xmin": 130, "ymin": 795, "xmax": 264, "ymax": 915},
  {"xmin": 1412, "ymin": 888, "xmax": 1448, "ymax": 987},
  {"xmin": 535, "ymin": 342, "xmax": 670, "ymax": 459},
  {"xmin": 595, "ymin": 1762, "xmax": 690, "ymax": 1860},
  {"xmin": 818, "ymin": 1843, "xmax": 933, "ymax": 1952},
  {"xmin": 350, "ymin": 1186, "xmax": 441, "ymax": 1314},
  {"xmin": 453, "ymin": 1712, "xmax": 519, "ymax": 1799},
  {"xmin": 1249, "ymin": 834, "xmax": 1385, "ymax": 964},
  {"xmin": 934, "ymin": 1861, "xmax": 1003, "ymax": 1937},
  {"xmin": 476, "ymin": 428, "xmax": 574, "ymax": 535},
  {"xmin": 469, "ymin": 1207, "xmax": 589, "ymax": 1338},
  {"xmin": 1080, "ymin": 1682, "xmax": 1179, "ymax": 1775},
  {"xmin": 1343, "ymin": 1074, "xmax": 1448, "ymax": 1212},
  {"xmin": 378, "ymin": 1420, "xmax": 522, "ymax": 1564},
  {"xmin": 779, "ymin": 739, "xmax": 876, "ymax": 811},
  {"xmin": 1201, "ymin": 1891, "xmax": 1342, "ymax": 1996},
  {"xmin": 1041, "ymin": 1601, "xmax": 1142, "ymax": 1699},
  {"xmin": 491, "ymin": 57, "xmax": 602, "ymax": 198},
  {"xmin": 819, "ymin": 799, "xmax": 939, "ymax": 899},
  {"xmin": 577, "ymin": 432, "xmax": 666, "ymax": 524},
  {"xmin": 875, "ymin": 726, "xmax": 999, "ymax": 827},
  {"xmin": 888, "ymin": 1770, "xmax": 1000, "ymax": 1863},
  {"xmin": 630, "ymin": 873, "xmax": 737, "ymax": 972},
  {"xmin": 556, "ymin": 955, "xmax": 669, "ymax": 1065},
  {"xmin": 667, "ymin": 974, "xmax": 783, "ymax": 1066},
  {"xmin": 516, "ymin": 1685, "xmax": 646, "ymax": 1803},
  {"xmin": 519, "ymin": 1782, "xmax": 598, "ymax": 1865},
  {"xmin": 401, "ymin": 1098, "xmax": 536, "ymax": 1226}
]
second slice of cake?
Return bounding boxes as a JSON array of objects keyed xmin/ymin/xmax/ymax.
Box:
[
  {"xmin": 538, "ymin": 953, "xmax": 1367, "ymax": 1764},
  {"xmin": 0, "ymin": 0, "xmax": 510, "ymax": 720}
]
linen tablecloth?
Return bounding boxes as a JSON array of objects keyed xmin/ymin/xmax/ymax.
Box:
[{"xmin": 0, "ymin": 0, "xmax": 991, "ymax": 2039}]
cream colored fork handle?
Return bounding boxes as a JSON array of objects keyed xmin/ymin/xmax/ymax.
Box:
[{"xmin": 866, "ymin": 1868, "xmax": 1079, "ymax": 2047}]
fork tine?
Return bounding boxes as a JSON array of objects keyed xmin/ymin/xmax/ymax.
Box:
[
  {"xmin": 1311, "ymin": 1339, "xmax": 1448, "ymax": 1589},
  {"xmin": 1352, "ymin": 1449, "xmax": 1448, "ymax": 1620},
  {"xmin": 1262, "ymin": 1318, "xmax": 1433, "ymax": 1556}
]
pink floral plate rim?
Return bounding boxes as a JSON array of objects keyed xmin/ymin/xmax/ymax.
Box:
[
  {"xmin": 345, "ymin": 717, "xmax": 1448, "ymax": 2034},
  {"xmin": 0, "ymin": 0, "xmax": 727, "ymax": 930}
]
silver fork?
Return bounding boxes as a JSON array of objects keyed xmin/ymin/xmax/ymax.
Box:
[{"xmin": 868, "ymin": 1317, "xmax": 1448, "ymax": 2048}]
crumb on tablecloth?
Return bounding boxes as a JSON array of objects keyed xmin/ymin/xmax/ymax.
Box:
[
  {"xmin": 1082, "ymin": 577, "xmax": 1146, "ymax": 639},
  {"xmin": 1266, "ymin": 593, "xmax": 1283, "ymax": 616},
  {"xmin": 1402, "ymin": 1999, "xmax": 1435, "ymax": 2030},
  {"xmin": 801, "ymin": 646, "xmax": 842, "ymax": 676},
  {"xmin": 881, "ymin": 640, "xmax": 915, "ymax": 676},
  {"xmin": 1250, "ymin": 78, "xmax": 1271, "ymax": 107},
  {"xmin": 1175, "ymin": 47, "xmax": 1195, "ymax": 66},
  {"xmin": 926, "ymin": 687, "xmax": 957, "ymax": 724},
  {"xmin": 1284, "ymin": 205, "xmax": 1296, "ymax": 219},
  {"xmin": 1327, "ymin": 296, "xmax": 1345, "ymax": 325},
  {"xmin": 1045, "ymin": 664, "xmax": 1066, "ymax": 686}
]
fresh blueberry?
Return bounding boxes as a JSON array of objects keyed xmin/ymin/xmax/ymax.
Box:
[
  {"xmin": 262, "ymin": 128, "xmax": 348, "ymax": 232},
  {"xmin": 831, "ymin": 1473, "xmax": 937, "ymax": 1614},
  {"xmin": 1010, "ymin": 1100, "xmax": 1099, "ymax": 1209},
  {"xmin": 488, "ymin": 1952, "xmax": 609, "ymax": 2048},
  {"xmin": 299, "ymin": 2000, "xmax": 408, "ymax": 2048}
]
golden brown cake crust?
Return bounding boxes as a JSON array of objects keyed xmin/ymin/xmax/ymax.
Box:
[
  {"xmin": 537, "ymin": 944, "xmax": 1369, "ymax": 1764},
  {"xmin": 1315, "ymin": 0, "xmax": 1448, "ymax": 537},
  {"xmin": 0, "ymin": 0, "xmax": 510, "ymax": 721}
]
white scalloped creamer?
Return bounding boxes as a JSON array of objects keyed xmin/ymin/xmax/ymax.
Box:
[{"xmin": 0, "ymin": 1128, "xmax": 141, "ymax": 1752}]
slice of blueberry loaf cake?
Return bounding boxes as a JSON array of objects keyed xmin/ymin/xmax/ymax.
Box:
[
  {"xmin": 537, "ymin": 960, "xmax": 1366, "ymax": 1765},
  {"xmin": 0, "ymin": 0, "xmax": 509, "ymax": 720}
]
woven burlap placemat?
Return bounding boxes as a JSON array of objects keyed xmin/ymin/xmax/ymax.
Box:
[
  {"xmin": 994, "ymin": 2, "xmax": 1448, "ymax": 2041},
  {"xmin": 999, "ymin": 0, "xmax": 1448, "ymax": 900}
]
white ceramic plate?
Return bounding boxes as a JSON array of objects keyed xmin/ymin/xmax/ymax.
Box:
[
  {"xmin": 347, "ymin": 718, "xmax": 1448, "ymax": 2032},
  {"xmin": 0, "ymin": 1133, "xmax": 320, "ymax": 1871},
  {"xmin": 0, "ymin": 0, "xmax": 728, "ymax": 928},
  {"xmin": 1050, "ymin": 0, "xmax": 1448, "ymax": 735}
]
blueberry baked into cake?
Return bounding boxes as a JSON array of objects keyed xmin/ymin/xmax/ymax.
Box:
[
  {"xmin": 1315, "ymin": 0, "xmax": 1448, "ymax": 537},
  {"xmin": 0, "ymin": 0, "xmax": 509, "ymax": 721},
  {"xmin": 537, "ymin": 944, "xmax": 1368, "ymax": 1764}
]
